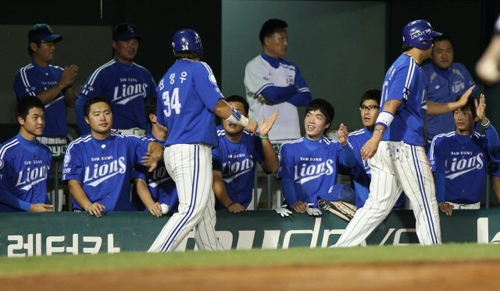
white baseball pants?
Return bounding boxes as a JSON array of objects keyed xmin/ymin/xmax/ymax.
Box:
[
  {"xmin": 148, "ymin": 144, "xmax": 224, "ymax": 252},
  {"xmin": 335, "ymin": 141, "xmax": 441, "ymax": 247}
]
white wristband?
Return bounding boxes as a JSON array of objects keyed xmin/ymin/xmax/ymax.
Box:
[
  {"xmin": 375, "ymin": 111, "xmax": 394, "ymax": 128},
  {"xmin": 238, "ymin": 115, "xmax": 249, "ymax": 127}
]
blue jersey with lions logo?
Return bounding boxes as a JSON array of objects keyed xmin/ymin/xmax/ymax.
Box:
[
  {"xmin": 212, "ymin": 126, "xmax": 264, "ymax": 209},
  {"xmin": 76, "ymin": 58, "xmax": 157, "ymax": 134},
  {"xmin": 62, "ymin": 131, "xmax": 151, "ymax": 211},
  {"xmin": 278, "ymin": 136, "xmax": 355, "ymax": 207},
  {"xmin": 0, "ymin": 134, "xmax": 52, "ymax": 212},
  {"xmin": 429, "ymin": 127, "xmax": 500, "ymax": 204}
]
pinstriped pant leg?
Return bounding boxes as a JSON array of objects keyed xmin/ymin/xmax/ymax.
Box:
[
  {"xmin": 148, "ymin": 144, "xmax": 211, "ymax": 252},
  {"xmin": 193, "ymin": 146, "xmax": 224, "ymax": 250},
  {"xmin": 335, "ymin": 142, "xmax": 402, "ymax": 247},
  {"xmin": 396, "ymin": 144, "xmax": 441, "ymax": 245}
]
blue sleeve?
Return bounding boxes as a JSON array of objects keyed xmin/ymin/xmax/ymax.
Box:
[
  {"xmin": 253, "ymin": 135, "xmax": 265, "ymax": 166},
  {"xmin": 485, "ymin": 124, "xmax": 500, "ymax": 156},
  {"xmin": 287, "ymin": 91, "xmax": 312, "ymax": 107},
  {"xmin": 132, "ymin": 166, "xmax": 147, "ymax": 180},
  {"xmin": 434, "ymin": 172, "xmax": 446, "ymax": 203},
  {"xmin": 429, "ymin": 137, "xmax": 445, "ymax": 173},
  {"xmin": 129, "ymin": 136, "xmax": 152, "ymax": 166},
  {"xmin": 261, "ymin": 85, "xmax": 298, "ymax": 103},
  {"xmin": 146, "ymin": 73, "xmax": 157, "ymax": 100},
  {"xmin": 387, "ymin": 64, "xmax": 413, "ymax": 102},
  {"xmin": 194, "ymin": 62, "xmax": 224, "ymax": 112},
  {"xmin": 0, "ymin": 189, "xmax": 32, "ymax": 212},
  {"xmin": 282, "ymin": 177, "xmax": 298, "ymax": 205},
  {"xmin": 62, "ymin": 144, "xmax": 84, "ymax": 181},
  {"xmin": 339, "ymin": 142, "xmax": 356, "ymax": 168},
  {"xmin": 14, "ymin": 71, "xmax": 36, "ymax": 99}
]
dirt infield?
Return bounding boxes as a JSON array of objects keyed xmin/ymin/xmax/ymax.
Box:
[{"xmin": 2, "ymin": 260, "xmax": 499, "ymax": 290}]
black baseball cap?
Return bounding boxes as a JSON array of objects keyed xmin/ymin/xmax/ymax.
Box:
[
  {"xmin": 28, "ymin": 24, "xmax": 62, "ymax": 43},
  {"xmin": 112, "ymin": 23, "xmax": 142, "ymax": 41}
]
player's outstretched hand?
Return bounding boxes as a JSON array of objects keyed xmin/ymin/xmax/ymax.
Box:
[
  {"xmin": 85, "ymin": 202, "xmax": 106, "ymax": 218},
  {"xmin": 455, "ymin": 86, "xmax": 475, "ymax": 108},
  {"xmin": 245, "ymin": 118, "xmax": 259, "ymax": 134},
  {"xmin": 291, "ymin": 201, "xmax": 308, "ymax": 213},
  {"xmin": 259, "ymin": 110, "xmax": 279, "ymax": 136},
  {"xmin": 30, "ymin": 203, "xmax": 54, "ymax": 213},
  {"xmin": 439, "ymin": 202, "xmax": 453, "ymax": 216},
  {"xmin": 275, "ymin": 204, "xmax": 292, "ymax": 217},
  {"xmin": 148, "ymin": 202, "xmax": 163, "ymax": 217},
  {"xmin": 228, "ymin": 203, "xmax": 246, "ymax": 214},
  {"xmin": 143, "ymin": 141, "xmax": 164, "ymax": 172},
  {"xmin": 338, "ymin": 123, "xmax": 349, "ymax": 146},
  {"xmin": 361, "ymin": 136, "xmax": 380, "ymax": 161},
  {"xmin": 475, "ymin": 94, "xmax": 488, "ymax": 124}
]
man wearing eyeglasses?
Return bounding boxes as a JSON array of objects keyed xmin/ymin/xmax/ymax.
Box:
[
  {"xmin": 347, "ymin": 90, "xmax": 405, "ymax": 209},
  {"xmin": 14, "ymin": 23, "xmax": 79, "ymax": 159}
]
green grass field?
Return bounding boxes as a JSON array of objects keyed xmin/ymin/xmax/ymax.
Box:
[{"xmin": 1, "ymin": 244, "xmax": 499, "ymax": 277}]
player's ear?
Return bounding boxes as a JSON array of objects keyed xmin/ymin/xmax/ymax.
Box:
[
  {"xmin": 18, "ymin": 116, "xmax": 25, "ymax": 126},
  {"xmin": 29, "ymin": 42, "xmax": 38, "ymax": 53},
  {"xmin": 85, "ymin": 116, "xmax": 90, "ymax": 125},
  {"xmin": 112, "ymin": 41, "xmax": 117, "ymax": 50},
  {"xmin": 325, "ymin": 123, "xmax": 331, "ymax": 130},
  {"xmin": 149, "ymin": 113, "xmax": 157, "ymax": 124}
]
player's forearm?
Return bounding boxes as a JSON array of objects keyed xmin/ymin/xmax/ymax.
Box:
[
  {"xmin": 262, "ymin": 139, "xmax": 279, "ymax": 173},
  {"xmin": 134, "ymin": 179, "xmax": 156, "ymax": 208},
  {"xmin": 148, "ymin": 141, "xmax": 164, "ymax": 160},
  {"xmin": 214, "ymin": 99, "xmax": 234, "ymax": 120},
  {"xmin": 68, "ymin": 180, "xmax": 93, "ymax": 210},
  {"xmin": 427, "ymin": 101, "xmax": 459, "ymax": 116},
  {"xmin": 261, "ymin": 85, "xmax": 298, "ymax": 104},
  {"xmin": 64, "ymin": 86, "xmax": 77, "ymax": 108},
  {"xmin": 212, "ymin": 171, "xmax": 234, "ymax": 207},
  {"xmin": 287, "ymin": 91, "xmax": 312, "ymax": 107},
  {"xmin": 37, "ymin": 84, "xmax": 65, "ymax": 105},
  {"xmin": 0, "ymin": 189, "xmax": 32, "ymax": 212}
]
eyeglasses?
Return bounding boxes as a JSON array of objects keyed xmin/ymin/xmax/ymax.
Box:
[{"xmin": 359, "ymin": 105, "xmax": 379, "ymax": 111}]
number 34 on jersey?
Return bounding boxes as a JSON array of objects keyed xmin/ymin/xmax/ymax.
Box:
[{"xmin": 159, "ymin": 71, "xmax": 188, "ymax": 117}]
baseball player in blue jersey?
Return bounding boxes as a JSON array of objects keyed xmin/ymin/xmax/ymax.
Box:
[
  {"xmin": 62, "ymin": 97, "xmax": 163, "ymax": 217},
  {"xmin": 212, "ymin": 95, "xmax": 279, "ymax": 213},
  {"xmin": 429, "ymin": 95, "xmax": 500, "ymax": 215},
  {"xmin": 245, "ymin": 19, "xmax": 312, "ymax": 142},
  {"xmin": 133, "ymin": 98, "xmax": 178, "ymax": 217},
  {"xmin": 0, "ymin": 97, "xmax": 53, "ymax": 212},
  {"xmin": 14, "ymin": 24, "xmax": 79, "ymax": 156},
  {"xmin": 422, "ymin": 34, "xmax": 476, "ymax": 143},
  {"xmin": 335, "ymin": 20, "xmax": 474, "ymax": 247},
  {"xmin": 76, "ymin": 23, "xmax": 156, "ymax": 135},
  {"xmin": 148, "ymin": 29, "xmax": 258, "ymax": 252},
  {"xmin": 277, "ymin": 99, "xmax": 355, "ymax": 216},
  {"xmin": 348, "ymin": 90, "xmax": 405, "ymax": 209}
]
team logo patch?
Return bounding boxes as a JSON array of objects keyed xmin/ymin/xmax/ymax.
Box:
[
  {"xmin": 0, "ymin": 159, "xmax": 3, "ymax": 170},
  {"xmin": 63, "ymin": 154, "xmax": 70, "ymax": 165},
  {"xmin": 209, "ymin": 73, "xmax": 217, "ymax": 84}
]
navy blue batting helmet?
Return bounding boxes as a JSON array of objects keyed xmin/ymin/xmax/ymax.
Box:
[
  {"xmin": 172, "ymin": 29, "xmax": 204, "ymax": 58},
  {"xmin": 402, "ymin": 20, "xmax": 442, "ymax": 50}
]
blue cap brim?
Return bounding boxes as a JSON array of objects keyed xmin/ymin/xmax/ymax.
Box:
[
  {"xmin": 431, "ymin": 31, "xmax": 442, "ymax": 37},
  {"xmin": 42, "ymin": 34, "xmax": 63, "ymax": 42},
  {"xmin": 114, "ymin": 33, "xmax": 142, "ymax": 41}
]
